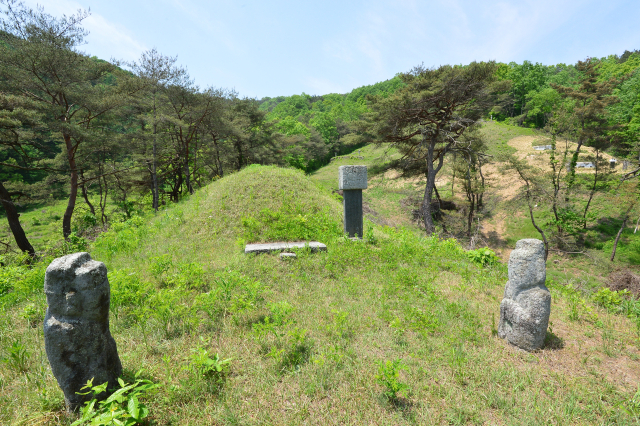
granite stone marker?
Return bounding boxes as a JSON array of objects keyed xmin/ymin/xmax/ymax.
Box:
[
  {"xmin": 498, "ymin": 239, "xmax": 551, "ymax": 351},
  {"xmin": 244, "ymin": 241, "xmax": 327, "ymax": 254},
  {"xmin": 339, "ymin": 165, "xmax": 367, "ymax": 238},
  {"xmin": 44, "ymin": 252, "xmax": 122, "ymax": 411}
]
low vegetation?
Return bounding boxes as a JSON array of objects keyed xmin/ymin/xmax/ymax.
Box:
[{"xmin": 1, "ymin": 165, "xmax": 640, "ymax": 425}]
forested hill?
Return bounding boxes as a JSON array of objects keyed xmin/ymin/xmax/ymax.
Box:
[{"xmin": 2, "ymin": 0, "xmax": 640, "ymax": 259}]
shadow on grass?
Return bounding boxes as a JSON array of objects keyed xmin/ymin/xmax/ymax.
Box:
[
  {"xmin": 378, "ymin": 394, "xmax": 415, "ymax": 420},
  {"xmin": 543, "ymin": 329, "xmax": 565, "ymax": 350}
]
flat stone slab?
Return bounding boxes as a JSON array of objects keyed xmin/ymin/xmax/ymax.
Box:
[
  {"xmin": 279, "ymin": 252, "xmax": 297, "ymax": 259},
  {"xmin": 245, "ymin": 241, "xmax": 327, "ymax": 255},
  {"xmin": 576, "ymin": 162, "xmax": 595, "ymax": 168},
  {"xmin": 533, "ymin": 145, "xmax": 553, "ymax": 151}
]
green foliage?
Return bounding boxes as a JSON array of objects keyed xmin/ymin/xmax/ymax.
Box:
[
  {"xmin": 108, "ymin": 270, "xmax": 154, "ymax": 321},
  {"xmin": 548, "ymin": 207, "xmax": 585, "ymax": 235},
  {"xmin": 20, "ymin": 302, "xmax": 43, "ymax": 327},
  {"xmin": 274, "ymin": 116, "xmax": 310, "ymax": 137},
  {"xmin": 92, "ymin": 216, "xmax": 148, "ymax": 260},
  {"xmin": 592, "ymin": 287, "xmax": 629, "ymax": 312},
  {"xmin": 252, "ymin": 301, "xmax": 296, "ymax": 342},
  {"xmin": 186, "ymin": 338, "xmax": 232, "ymax": 394},
  {"xmin": 61, "ymin": 232, "xmax": 89, "ymax": 254},
  {"xmin": 71, "ymin": 373, "xmax": 158, "ymax": 426},
  {"xmin": 271, "ymin": 327, "xmax": 312, "ymax": 372},
  {"xmin": 148, "ymin": 288, "xmax": 197, "ymax": 339},
  {"xmin": 466, "ymin": 247, "xmax": 499, "ymax": 267},
  {"xmin": 240, "ymin": 205, "xmax": 341, "ymax": 243},
  {"xmin": 188, "ymin": 349, "xmax": 232, "ymax": 380},
  {"xmin": 365, "ymin": 224, "xmax": 378, "ymax": 245},
  {"xmin": 0, "ymin": 261, "xmax": 47, "ymax": 311},
  {"xmin": 325, "ymin": 309, "xmax": 351, "ymax": 340},
  {"xmin": 376, "ymin": 359, "xmax": 408, "ymax": 400},
  {"xmin": 621, "ymin": 386, "xmax": 640, "ymax": 420},
  {"xmin": 73, "ymin": 212, "xmax": 98, "ymax": 234},
  {"xmin": 153, "ymin": 260, "xmax": 206, "ymax": 291},
  {"xmin": 1, "ymin": 340, "xmax": 30, "ymax": 373}
]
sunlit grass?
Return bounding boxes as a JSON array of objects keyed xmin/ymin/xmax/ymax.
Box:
[{"xmin": 1, "ymin": 165, "xmax": 639, "ymax": 425}]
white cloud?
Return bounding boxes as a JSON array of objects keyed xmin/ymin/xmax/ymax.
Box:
[
  {"xmin": 83, "ymin": 13, "xmax": 147, "ymax": 61},
  {"xmin": 19, "ymin": 0, "xmax": 146, "ymax": 61}
]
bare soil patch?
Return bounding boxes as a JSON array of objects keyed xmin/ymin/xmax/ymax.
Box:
[
  {"xmin": 508, "ymin": 136, "xmax": 620, "ymax": 175},
  {"xmin": 608, "ymin": 270, "xmax": 640, "ymax": 297}
]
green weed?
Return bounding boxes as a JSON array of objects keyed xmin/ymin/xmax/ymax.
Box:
[
  {"xmin": 71, "ymin": 372, "xmax": 158, "ymax": 426},
  {"xmin": 376, "ymin": 359, "xmax": 408, "ymax": 400},
  {"xmin": 592, "ymin": 287, "xmax": 628, "ymax": 313},
  {"xmin": 20, "ymin": 302, "xmax": 43, "ymax": 328},
  {"xmin": 186, "ymin": 338, "xmax": 232, "ymax": 394},
  {"xmin": 1, "ymin": 340, "xmax": 29, "ymax": 373},
  {"xmin": 466, "ymin": 247, "xmax": 500, "ymax": 267}
]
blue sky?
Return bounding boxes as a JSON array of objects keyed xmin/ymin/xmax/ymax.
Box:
[{"xmin": 19, "ymin": 0, "xmax": 640, "ymax": 99}]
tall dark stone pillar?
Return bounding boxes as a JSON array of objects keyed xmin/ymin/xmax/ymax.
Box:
[
  {"xmin": 339, "ymin": 165, "xmax": 367, "ymax": 239},
  {"xmin": 343, "ymin": 189, "xmax": 363, "ymax": 238}
]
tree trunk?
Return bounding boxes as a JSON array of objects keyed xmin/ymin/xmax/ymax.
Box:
[
  {"xmin": 212, "ymin": 136, "xmax": 224, "ymax": 177},
  {"xmin": 515, "ymin": 167, "xmax": 548, "ymax": 260},
  {"xmin": 467, "ymin": 194, "xmax": 475, "ymax": 238},
  {"xmin": 611, "ymin": 203, "xmax": 634, "ymax": 262},
  {"xmin": 152, "ymin": 91, "xmax": 159, "ymax": 212},
  {"xmin": 0, "ymin": 181, "xmax": 35, "ymax": 258},
  {"xmin": 183, "ymin": 146, "xmax": 193, "ymax": 195},
  {"xmin": 98, "ymin": 172, "xmax": 108, "ymax": 225},
  {"xmin": 421, "ymin": 175, "xmax": 436, "ymax": 234},
  {"xmin": 433, "ymin": 185, "xmax": 442, "ymax": 207},
  {"xmin": 62, "ymin": 133, "xmax": 79, "ymax": 240},
  {"xmin": 235, "ymin": 140, "xmax": 244, "ymax": 170},
  {"xmin": 477, "ymin": 160, "xmax": 485, "ymax": 209},
  {"xmin": 451, "ymin": 153, "xmax": 456, "ymax": 197},
  {"xmin": 568, "ymin": 113, "xmax": 586, "ymax": 187},
  {"xmin": 583, "ymin": 149, "xmax": 599, "ymax": 229},
  {"xmin": 420, "ymin": 138, "xmax": 446, "ymax": 235},
  {"xmin": 527, "ymin": 195, "xmax": 548, "ymax": 261},
  {"xmin": 80, "ymin": 172, "xmax": 96, "ymax": 216}
]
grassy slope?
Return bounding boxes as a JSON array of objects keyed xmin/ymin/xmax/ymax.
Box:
[
  {"xmin": 311, "ymin": 144, "xmax": 424, "ymax": 233},
  {"xmin": 1, "ymin": 164, "xmax": 640, "ymax": 425}
]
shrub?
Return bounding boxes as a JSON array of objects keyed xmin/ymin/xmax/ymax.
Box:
[
  {"xmin": 467, "ymin": 247, "xmax": 499, "ymax": 267},
  {"xmin": 592, "ymin": 287, "xmax": 629, "ymax": 312}
]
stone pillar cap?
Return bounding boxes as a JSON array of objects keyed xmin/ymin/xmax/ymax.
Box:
[{"xmin": 339, "ymin": 165, "xmax": 367, "ymax": 190}]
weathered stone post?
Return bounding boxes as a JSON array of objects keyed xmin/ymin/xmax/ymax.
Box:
[
  {"xmin": 339, "ymin": 165, "xmax": 367, "ymax": 238},
  {"xmin": 44, "ymin": 252, "xmax": 122, "ymax": 412},
  {"xmin": 498, "ymin": 239, "xmax": 551, "ymax": 351}
]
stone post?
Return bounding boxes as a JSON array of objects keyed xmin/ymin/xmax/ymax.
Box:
[
  {"xmin": 498, "ymin": 239, "xmax": 551, "ymax": 351},
  {"xmin": 44, "ymin": 252, "xmax": 122, "ymax": 412},
  {"xmin": 339, "ymin": 165, "xmax": 367, "ymax": 238}
]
